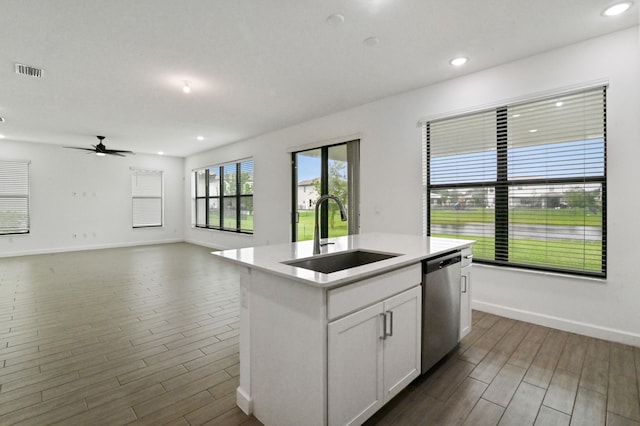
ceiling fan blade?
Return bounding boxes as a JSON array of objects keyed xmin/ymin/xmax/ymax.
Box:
[
  {"xmin": 64, "ymin": 137, "xmax": 133, "ymax": 157},
  {"xmin": 64, "ymin": 146, "xmax": 96, "ymax": 152},
  {"xmin": 105, "ymin": 149, "xmax": 134, "ymax": 154}
]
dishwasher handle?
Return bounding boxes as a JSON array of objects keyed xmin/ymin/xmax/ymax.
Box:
[{"xmin": 424, "ymin": 252, "xmax": 462, "ymax": 274}]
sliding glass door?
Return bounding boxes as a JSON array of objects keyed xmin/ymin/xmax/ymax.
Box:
[{"xmin": 292, "ymin": 140, "xmax": 359, "ymax": 242}]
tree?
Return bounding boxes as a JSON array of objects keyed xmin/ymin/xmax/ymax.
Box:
[
  {"xmin": 564, "ymin": 187, "xmax": 598, "ymax": 209},
  {"xmin": 223, "ymin": 169, "xmax": 236, "ymax": 195},
  {"xmin": 313, "ymin": 161, "xmax": 348, "ymax": 227},
  {"xmin": 471, "ymin": 189, "xmax": 485, "ymax": 208}
]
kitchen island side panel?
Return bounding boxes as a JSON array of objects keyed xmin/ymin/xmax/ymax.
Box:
[{"xmin": 249, "ymin": 269, "xmax": 328, "ymax": 426}]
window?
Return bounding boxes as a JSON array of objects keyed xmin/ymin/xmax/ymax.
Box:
[
  {"xmin": 424, "ymin": 86, "xmax": 606, "ymax": 277},
  {"xmin": 291, "ymin": 140, "xmax": 360, "ymax": 242},
  {"xmin": 194, "ymin": 159, "xmax": 254, "ymax": 233},
  {"xmin": 132, "ymin": 169, "xmax": 163, "ymax": 228},
  {"xmin": 0, "ymin": 159, "xmax": 30, "ymax": 235}
]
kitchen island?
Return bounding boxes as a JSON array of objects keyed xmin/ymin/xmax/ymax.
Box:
[{"xmin": 212, "ymin": 233, "xmax": 474, "ymax": 426}]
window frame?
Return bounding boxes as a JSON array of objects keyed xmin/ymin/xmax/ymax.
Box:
[
  {"xmin": 424, "ymin": 86, "xmax": 607, "ymax": 278},
  {"xmin": 194, "ymin": 159, "xmax": 254, "ymax": 234},
  {"xmin": 290, "ymin": 139, "xmax": 360, "ymax": 242},
  {"xmin": 0, "ymin": 159, "xmax": 30, "ymax": 236}
]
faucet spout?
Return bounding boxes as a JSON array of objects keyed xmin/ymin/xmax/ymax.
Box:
[{"xmin": 313, "ymin": 195, "xmax": 348, "ymax": 255}]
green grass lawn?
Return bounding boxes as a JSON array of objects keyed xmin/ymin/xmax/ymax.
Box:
[
  {"xmin": 431, "ymin": 207, "xmax": 603, "ymax": 272},
  {"xmin": 208, "ymin": 214, "xmax": 254, "ymax": 232},
  {"xmin": 433, "ymin": 233, "xmax": 603, "ymax": 273},
  {"xmin": 205, "ymin": 206, "xmax": 601, "ymax": 272},
  {"xmin": 431, "ymin": 208, "xmax": 602, "ymax": 227},
  {"xmin": 297, "ymin": 210, "xmax": 348, "ymax": 241}
]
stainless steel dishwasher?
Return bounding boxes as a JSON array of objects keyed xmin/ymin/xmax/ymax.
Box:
[{"xmin": 422, "ymin": 251, "xmax": 462, "ymax": 373}]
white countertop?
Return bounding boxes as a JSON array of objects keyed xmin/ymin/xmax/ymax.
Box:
[{"xmin": 212, "ymin": 233, "xmax": 474, "ymax": 289}]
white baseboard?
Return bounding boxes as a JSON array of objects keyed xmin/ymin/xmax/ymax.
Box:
[
  {"xmin": 236, "ymin": 387, "xmax": 253, "ymax": 415},
  {"xmin": 0, "ymin": 238, "xmax": 184, "ymax": 258},
  {"xmin": 184, "ymin": 238, "xmax": 227, "ymax": 251},
  {"xmin": 473, "ymin": 300, "xmax": 640, "ymax": 347}
]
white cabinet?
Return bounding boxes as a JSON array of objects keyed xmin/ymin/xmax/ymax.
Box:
[
  {"xmin": 459, "ymin": 248, "xmax": 473, "ymax": 340},
  {"xmin": 328, "ymin": 302, "xmax": 384, "ymax": 426},
  {"xmin": 382, "ymin": 287, "xmax": 422, "ymax": 400},
  {"xmin": 328, "ymin": 286, "xmax": 421, "ymax": 426}
]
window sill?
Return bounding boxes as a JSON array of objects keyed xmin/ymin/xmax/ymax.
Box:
[
  {"xmin": 193, "ymin": 225, "xmax": 253, "ymax": 236},
  {"xmin": 474, "ymin": 262, "xmax": 607, "ymax": 283},
  {"xmin": 1, "ymin": 232, "xmax": 30, "ymax": 237}
]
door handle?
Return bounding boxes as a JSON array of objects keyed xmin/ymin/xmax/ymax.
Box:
[
  {"xmin": 380, "ymin": 313, "xmax": 387, "ymax": 340},
  {"xmin": 386, "ymin": 310, "xmax": 393, "ymax": 337}
]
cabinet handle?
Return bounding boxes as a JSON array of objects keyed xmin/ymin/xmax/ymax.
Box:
[
  {"xmin": 380, "ymin": 313, "xmax": 387, "ymax": 340},
  {"xmin": 461, "ymin": 275, "xmax": 467, "ymax": 293},
  {"xmin": 464, "ymin": 254, "xmax": 473, "ymax": 260},
  {"xmin": 386, "ymin": 310, "xmax": 393, "ymax": 337}
]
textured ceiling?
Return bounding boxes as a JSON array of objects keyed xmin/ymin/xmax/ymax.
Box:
[{"xmin": 0, "ymin": 0, "xmax": 637, "ymax": 157}]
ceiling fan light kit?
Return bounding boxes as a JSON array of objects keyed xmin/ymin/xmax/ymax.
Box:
[{"xmin": 64, "ymin": 136, "xmax": 134, "ymax": 157}]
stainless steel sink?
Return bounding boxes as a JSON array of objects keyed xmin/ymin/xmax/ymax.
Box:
[{"xmin": 283, "ymin": 249, "xmax": 400, "ymax": 274}]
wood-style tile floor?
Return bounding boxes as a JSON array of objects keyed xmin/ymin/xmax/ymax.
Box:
[
  {"xmin": 365, "ymin": 311, "xmax": 640, "ymax": 426},
  {"xmin": 0, "ymin": 243, "xmax": 258, "ymax": 425},
  {"xmin": 1, "ymin": 243, "xmax": 639, "ymax": 425}
]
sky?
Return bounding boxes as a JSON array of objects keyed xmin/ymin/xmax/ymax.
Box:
[{"xmin": 430, "ymin": 139, "xmax": 604, "ymax": 184}]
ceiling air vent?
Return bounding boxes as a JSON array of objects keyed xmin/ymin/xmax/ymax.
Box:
[{"xmin": 14, "ymin": 63, "xmax": 44, "ymax": 78}]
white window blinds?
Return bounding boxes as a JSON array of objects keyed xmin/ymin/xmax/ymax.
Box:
[
  {"xmin": 425, "ymin": 86, "xmax": 606, "ymax": 277},
  {"xmin": 0, "ymin": 159, "xmax": 30, "ymax": 235},
  {"xmin": 132, "ymin": 169, "xmax": 163, "ymax": 228}
]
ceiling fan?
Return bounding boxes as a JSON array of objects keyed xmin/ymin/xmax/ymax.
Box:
[{"xmin": 65, "ymin": 136, "xmax": 134, "ymax": 157}]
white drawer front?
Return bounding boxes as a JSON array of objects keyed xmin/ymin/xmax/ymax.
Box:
[{"xmin": 327, "ymin": 264, "xmax": 421, "ymax": 321}]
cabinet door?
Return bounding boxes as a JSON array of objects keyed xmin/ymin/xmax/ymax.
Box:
[
  {"xmin": 328, "ymin": 302, "xmax": 384, "ymax": 426},
  {"xmin": 382, "ymin": 286, "xmax": 422, "ymax": 402},
  {"xmin": 459, "ymin": 265, "xmax": 472, "ymax": 340}
]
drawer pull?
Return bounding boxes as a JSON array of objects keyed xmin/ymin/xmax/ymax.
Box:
[{"xmin": 380, "ymin": 313, "xmax": 387, "ymax": 340}]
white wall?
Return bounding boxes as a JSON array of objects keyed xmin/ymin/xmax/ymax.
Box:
[
  {"xmin": 185, "ymin": 27, "xmax": 640, "ymax": 345},
  {"xmin": 1, "ymin": 139, "xmax": 185, "ymax": 256}
]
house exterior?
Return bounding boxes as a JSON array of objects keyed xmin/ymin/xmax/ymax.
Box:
[{"xmin": 297, "ymin": 178, "xmax": 319, "ymax": 210}]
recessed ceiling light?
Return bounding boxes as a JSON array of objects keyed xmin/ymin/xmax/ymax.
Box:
[
  {"xmin": 363, "ymin": 37, "xmax": 379, "ymax": 47},
  {"xmin": 326, "ymin": 14, "xmax": 345, "ymax": 26},
  {"xmin": 196, "ymin": 136, "xmax": 204, "ymax": 141},
  {"xmin": 603, "ymin": 2, "xmax": 633, "ymax": 16},
  {"xmin": 182, "ymin": 80, "xmax": 191, "ymax": 94},
  {"xmin": 512, "ymin": 114, "xmax": 521, "ymax": 118},
  {"xmin": 0, "ymin": 134, "xmax": 5, "ymax": 139},
  {"xmin": 529, "ymin": 129, "xmax": 538, "ymax": 133},
  {"xmin": 158, "ymin": 151, "xmax": 164, "ymax": 155},
  {"xmin": 450, "ymin": 57, "xmax": 468, "ymax": 66},
  {"xmin": 555, "ymin": 101, "xmax": 563, "ymax": 107}
]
